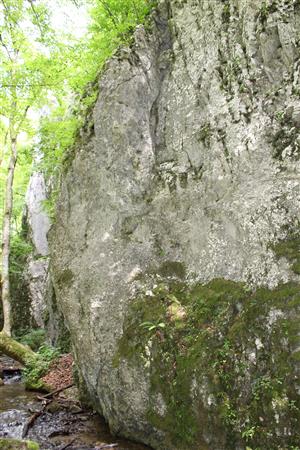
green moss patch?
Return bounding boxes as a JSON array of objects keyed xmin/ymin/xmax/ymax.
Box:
[
  {"xmin": 23, "ymin": 344, "xmax": 60, "ymax": 391},
  {"xmin": 0, "ymin": 439, "xmax": 39, "ymax": 449},
  {"xmin": 16, "ymin": 329, "xmax": 46, "ymax": 352},
  {"xmin": 116, "ymin": 279, "xmax": 300, "ymax": 449},
  {"xmin": 273, "ymin": 231, "xmax": 300, "ymax": 274}
]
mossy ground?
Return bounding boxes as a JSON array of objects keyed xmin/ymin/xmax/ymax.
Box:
[
  {"xmin": 115, "ymin": 278, "xmax": 300, "ymax": 449},
  {"xmin": 0, "ymin": 439, "xmax": 39, "ymax": 449}
]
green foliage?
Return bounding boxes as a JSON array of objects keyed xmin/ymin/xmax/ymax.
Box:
[
  {"xmin": 16, "ymin": 328, "xmax": 46, "ymax": 352},
  {"xmin": 38, "ymin": 107, "xmax": 80, "ymax": 180},
  {"xmin": 9, "ymin": 235, "xmax": 33, "ymax": 274},
  {"xmin": 23, "ymin": 343, "xmax": 60, "ymax": 390},
  {"xmin": 272, "ymin": 228, "xmax": 300, "ymax": 274},
  {"xmin": 258, "ymin": 1, "xmax": 278, "ymax": 26},
  {"xmin": 0, "ymin": 0, "xmax": 157, "ymax": 235},
  {"xmin": 0, "ymin": 0, "xmax": 56, "ymax": 131},
  {"xmin": 0, "ymin": 0, "xmax": 60, "ymax": 311},
  {"xmin": 140, "ymin": 320, "xmax": 166, "ymax": 332},
  {"xmin": 252, "ymin": 375, "xmax": 283, "ymax": 401},
  {"xmin": 259, "ymin": 2, "xmax": 269, "ymax": 24},
  {"xmin": 222, "ymin": 0, "xmax": 230, "ymax": 23},
  {"xmin": 197, "ymin": 122, "xmax": 212, "ymax": 144},
  {"xmin": 39, "ymin": 0, "xmax": 157, "ymax": 216},
  {"xmin": 88, "ymin": 0, "xmax": 156, "ymax": 53},
  {"xmin": 274, "ymin": 110, "xmax": 286, "ymax": 123},
  {"xmin": 0, "ymin": 145, "xmax": 33, "ymax": 249},
  {"xmin": 41, "ymin": 193, "xmax": 58, "ymax": 222},
  {"xmin": 242, "ymin": 426, "xmax": 256, "ymax": 441}
]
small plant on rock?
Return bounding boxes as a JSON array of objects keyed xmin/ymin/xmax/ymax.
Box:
[{"xmin": 140, "ymin": 321, "xmax": 166, "ymax": 333}]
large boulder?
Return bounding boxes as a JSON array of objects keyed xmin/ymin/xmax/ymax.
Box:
[{"xmin": 50, "ymin": 1, "xmax": 300, "ymax": 448}]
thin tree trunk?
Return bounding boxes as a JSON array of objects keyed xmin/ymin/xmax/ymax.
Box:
[{"xmin": 1, "ymin": 136, "xmax": 17, "ymax": 336}]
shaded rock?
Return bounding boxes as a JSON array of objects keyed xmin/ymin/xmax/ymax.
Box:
[
  {"xmin": 23, "ymin": 172, "xmax": 50, "ymax": 328},
  {"xmin": 24, "ymin": 173, "xmax": 50, "ymax": 258},
  {"xmin": 0, "ymin": 356, "xmax": 23, "ymax": 379},
  {"xmin": 25, "ymin": 258, "xmax": 48, "ymax": 328},
  {"xmin": 20, "ymin": 171, "xmax": 69, "ymax": 345}
]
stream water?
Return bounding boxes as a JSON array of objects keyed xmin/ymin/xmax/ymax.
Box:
[{"xmin": 0, "ymin": 375, "xmax": 151, "ymax": 450}]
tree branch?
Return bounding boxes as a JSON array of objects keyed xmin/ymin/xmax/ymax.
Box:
[
  {"xmin": 99, "ymin": 0, "xmax": 119, "ymax": 29},
  {"xmin": 0, "ymin": 34, "xmax": 13, "ymax": 62},
  {"xmin": 15, "ymin": 105, "xmax": 30, "ymax": 135},
  {"xmin": 26, "ymin": 0, "xmax": 44, "ymax": 37}
]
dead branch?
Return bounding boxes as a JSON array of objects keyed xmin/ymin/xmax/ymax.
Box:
[
  {"xmin": 22, "ymin": 399, "xmax": 51, "ymax": 438},
  {"xmin": 40, "ymin": 382, "xmax": 74, "ymax": 399}
]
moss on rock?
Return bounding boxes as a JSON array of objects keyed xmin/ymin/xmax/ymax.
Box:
[
  {"xmin": 116, "ymin": 279, "xmax": 300, "ymax": 449},
  {"xmin": 0, "ymin": 439, "xmax": 39, "ymax": 449},
  {"xmin": 273, "ymin": 230, "xmax": 300, "ymax": 274}
]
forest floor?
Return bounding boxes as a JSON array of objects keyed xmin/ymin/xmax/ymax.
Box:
[
  {"xmin": 42, "ymin": 353, "xmax": 74, "ymax": 391},
  {"xmin": 0, "ymin": 353, "xmax": 151, "ymax": 449}
]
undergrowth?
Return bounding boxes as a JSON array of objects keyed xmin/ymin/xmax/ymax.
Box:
[
  {"xmin": 16, "ymin": 328, "xmax": 46, "ymax": 352},
  {"xmin": 23, "ymin": 344, "xmax": 60, "ymax": 391}
]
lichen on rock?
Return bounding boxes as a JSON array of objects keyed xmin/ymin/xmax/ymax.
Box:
[
  {"xmin": 49, "ymin": 0, "xmax": 300, "ymax": 448},
  {"xmin": 117, "ymin": 279, "xmax": 300, "ymax": 448}
]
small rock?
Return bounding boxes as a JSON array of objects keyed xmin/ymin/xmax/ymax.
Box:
[
  {"xmin": 69, "ymin": 404, "xmax": 82, "ymax": 414},
  {"xmin": 46, "ymin": 401, "xmax": 64, "ymax": 413},
  {"xmin": 167, "ymin": 303, "xmax": 187, "ymax": 321}
]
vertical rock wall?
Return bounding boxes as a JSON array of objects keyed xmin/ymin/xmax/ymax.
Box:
[
  {"xmin": 50, "ymin": 1, "xmax": 300, "ymax": 448},
  {"xmin": 24, "ymin": 172, "xmax": 50, "ymax": 327}
]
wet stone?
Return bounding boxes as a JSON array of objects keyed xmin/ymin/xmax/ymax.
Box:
[{"xmin": 0, "ymin": 381, "xmax": 151, "ymax": 450}]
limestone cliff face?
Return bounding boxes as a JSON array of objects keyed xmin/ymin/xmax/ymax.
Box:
[
  {"xmin": 24, "ymin": 172, "xmax": 50, "ymax": 327},
  {"xmin": 20, "ymin": 173, "xmax": 68, "ymax": 348},
  {"xmin": 50, "ymin": 1, "xmax": 300, "ymax": 449},
  {"xmin": 9, "ymin": 172, "xmax": 51, "ymax": 331}
]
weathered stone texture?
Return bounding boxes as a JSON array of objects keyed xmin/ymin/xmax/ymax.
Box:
[
  {"xmin": 50, "ymin": 1, "xmax": 300, "ymax": 448},
  {"xmin": 24, "ymin": 172, "xmax": 50, "ymax": 327},
  {"xmin": 25, "ymin": 172, "xmax": 50, "ymax": 258}
]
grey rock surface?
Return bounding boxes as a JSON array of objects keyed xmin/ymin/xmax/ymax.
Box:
[
  {"xmin": 25, "ymin": 257, "xmax": 48, "ymax": 328},
  {"xmin": 24, "ymin": 172, "xmax": 50, "ymax": 327},
  {"xmin": 25, "ymin": 172, "xmax": 50, "ymax": 257},
  {"xmin": 50, "ymin": 1, "xmax": 300, "ymax": 448}
]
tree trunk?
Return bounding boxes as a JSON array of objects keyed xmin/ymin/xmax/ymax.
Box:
[
  {"xmin": 1, "ymin": 136, "xmax": 17, "ymax": 336},
  {"xmin": 0, "ymin": 332, "xmax": 35, "ymax": 365}
]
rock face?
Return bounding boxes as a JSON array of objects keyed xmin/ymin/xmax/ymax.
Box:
[
  {"xmin": 50, "ymin": 1, "xmax": 300, "ymax": 449},
  {"xmin": 9, "ymin": 172, "xmax": 51, "ymax": 331},
  {"xmin": 24, "ymin": 172, "xmax": 50, "ymax": 327},
  {"xmin": 22, "ymin": 173, "xmax": 69, "ymax": 347},
  {"xmin": 25, "ymin": 172, "xmax": 50, "ymax": 258}
]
